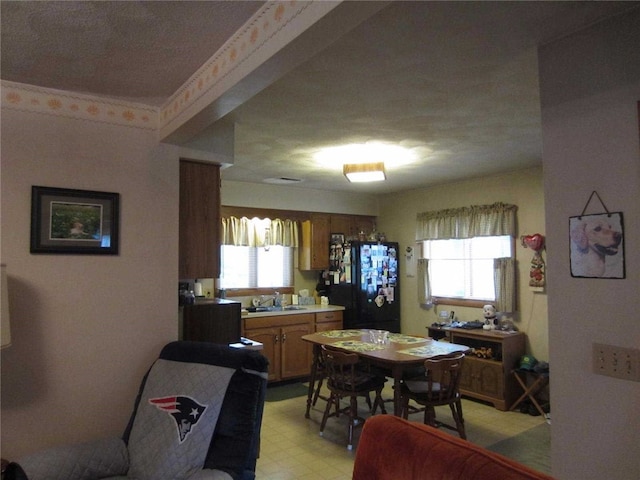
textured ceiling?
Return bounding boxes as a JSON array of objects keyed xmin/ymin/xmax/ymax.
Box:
[
  {"xmin": 2, "ymin": 1, "xmax": 637, "ymax": 194},
  {"xmin": 0, "ymin": 1, "xmax": 265, "ymax": 105}
]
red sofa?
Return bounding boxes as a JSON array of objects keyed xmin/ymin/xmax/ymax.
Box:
[{"xmin": 352, "ymin": 415, "xmax": 555, "ymax": 480}]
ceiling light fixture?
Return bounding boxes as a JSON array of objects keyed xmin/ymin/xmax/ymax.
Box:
[{"xmin": 343, "ymin": 162, "xmax": 386, "ymax": 182}]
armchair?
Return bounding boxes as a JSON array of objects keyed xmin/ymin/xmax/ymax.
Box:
[{"xmin": 4, "ymin": 341, "xmax": 269, "ymax": 480}]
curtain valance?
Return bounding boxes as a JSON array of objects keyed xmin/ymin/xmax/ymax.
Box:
[
  {"xmin": 415, "ymin": 202, "xmax": 517, "ymax": 241},
  {"xmin": 221, "ymin": 216, "xmax": 299, "ymax": 247}
]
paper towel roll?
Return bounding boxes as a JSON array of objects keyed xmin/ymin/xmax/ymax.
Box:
[{"xmin": 194, "ymin": 282, "xmax": 203, "ymax": 297}]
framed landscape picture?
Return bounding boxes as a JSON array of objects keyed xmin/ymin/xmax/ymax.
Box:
[{"xmin": 30, "ymin": 186, "xmax": 120, "ymax": 255}]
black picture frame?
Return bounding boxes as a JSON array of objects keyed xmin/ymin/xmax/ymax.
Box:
[
  {"xmin": 331, "ymin": 233, "xmax": 345, "ymax": 245},
  {"xmin": 569, "ymin": 212, "xmax": 625, "ymax": 279},
  {"xmin": 30, "ymin": 186, "xmax": 120, "ymax": 255}
]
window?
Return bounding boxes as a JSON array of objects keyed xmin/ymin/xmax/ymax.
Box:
[
  {"xmin": 220, "ymin": 245, "xmax": 294, "ymax": 289},
  {"xmin": 220, "ymin": 215, "xmax": 299, "ymax": 291},
  {"xmin": 422, "ymin": 235, "xmax": 512, "ymax": 301}
]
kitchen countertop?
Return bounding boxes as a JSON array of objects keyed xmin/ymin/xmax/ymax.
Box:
[{"xmin": 241, "ymin": 304, "xmax": 345, "ymax": 318}]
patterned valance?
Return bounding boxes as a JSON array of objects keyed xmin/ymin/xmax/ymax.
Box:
[
  {"xmin": 221, "ymin": 216, "xmax": 299, "ymax": 247},
  {"xmin": 416, "ymin": 202, "xmax": 517, "ymax": 241}
]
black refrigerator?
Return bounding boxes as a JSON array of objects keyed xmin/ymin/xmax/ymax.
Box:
[{"xmin": 326, "ymin": 241, "xmax": 400, "ymax": 332}]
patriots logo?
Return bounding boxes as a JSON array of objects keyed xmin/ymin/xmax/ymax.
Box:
[{"xmin": 149, "ymin": 396, "xmax": 208, "ymax": 443}]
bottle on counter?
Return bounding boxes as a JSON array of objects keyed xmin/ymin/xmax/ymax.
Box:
[{"xmin": 185, "ymin": 290, "xmax": 196, "ymax": 305}]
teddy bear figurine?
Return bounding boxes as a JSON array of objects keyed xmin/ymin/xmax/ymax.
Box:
[{"xmin": 482, "ymin": 304, "xmax": 498, "ymax": 330}]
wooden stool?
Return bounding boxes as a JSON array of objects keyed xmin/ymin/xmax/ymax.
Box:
[{"xmin": 510, "ymin": 369, "xmax": 550, "ymax": 423}]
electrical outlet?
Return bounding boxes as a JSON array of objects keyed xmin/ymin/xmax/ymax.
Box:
[{"xmin": 593, "ymin": 343, "xmax": 640, "ymax": 382}]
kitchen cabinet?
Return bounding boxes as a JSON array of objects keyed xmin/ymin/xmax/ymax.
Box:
[
  {"xmin": 182, "ymin": 299, "xmax": 241, "ymax": 344},
  {"xmin": 300, "ymin": 214, "xmax": 330, "ymax": 270},
  {"xmin": 243, "ymin": 326, "xmax": 279, "ymax": 382},
  {"xmin": 299, "ymin": 214, "xmax": 377, "ymax": 271},
  {"xmin": 328, "ymin": 214, "xmax": 354, "ymax": 238},
  {"xmin": 179, "ymin": 160, "xmax": 220, "ymax": 279},
  {"xmin": 329, "ymin": 214, "xmax": 376, "ymax": 239},
  {"xmin": 315, "ymin": 310, "xmax": 343, "ymax": 332},
  {"xmin": 243, "ymin": 313, "xmax": 314, "ymax": 382},
  {"xmin": 427, "ymin": 327, "xmax": 525, "ymax": 410}
]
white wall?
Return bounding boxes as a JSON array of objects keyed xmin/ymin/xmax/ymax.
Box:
[
  {"xmin": 540, "ymin": 10, "xmax": 640, "ymax": 480},
  {"xmin": 221, "ymin": 179, "xmax": 379, "ymax": 216},
  {"xmin": 377, "ymin": 167, "xmax": 549, "ymax": 358},
  {"xmin": 0, "ymin": 108, "xmax": 179, "ymax": 457}
]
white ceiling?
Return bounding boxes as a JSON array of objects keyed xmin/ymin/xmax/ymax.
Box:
[{"xmin": 2, "ymin": 1, "xmax": 637, "ymax": 194}]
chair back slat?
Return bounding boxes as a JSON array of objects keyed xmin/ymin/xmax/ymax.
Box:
[
  {"xmin": 422, "ymin": 353, "xmax": 464, "ymax": 402},
  {"xmin": 321, "ymin": 345, "xmax": 361, "ymax": 393}
]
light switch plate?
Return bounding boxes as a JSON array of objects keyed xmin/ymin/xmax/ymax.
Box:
[{"xmin": 593, "ymin": 343, "xmax": 640, "ymax": 382}]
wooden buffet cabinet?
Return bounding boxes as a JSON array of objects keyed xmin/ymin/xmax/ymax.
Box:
[
  {"xmin": 428, "ymin": 326, "xmax": 525, "ymax": 410},
  {"xmin": 243, "ymin": 310, "xmax": 343, "ymax": 382}
]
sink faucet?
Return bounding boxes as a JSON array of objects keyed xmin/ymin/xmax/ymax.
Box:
[
  {"xmin": 258, "ymin": 292, "xmax": 282, "ymax": 307},
  {"xmin": 258, "ymin": 295, "xmax": 273, "ymax": 306}
]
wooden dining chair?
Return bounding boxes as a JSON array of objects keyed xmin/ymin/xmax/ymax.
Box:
[
  {"xmin": 319, "ymin": 345, "xmax": 387, "ymax": 450},
  {"xmin": 400, "ymin": 352, "xmax": 467, "ymax": 439},
  {"xmin": 311, "ymin": 353, "xmax": 329, "ymax": 407},
  {"xmin": 313, "ymin": 357, "xmax": 378, "ymax": 409}
]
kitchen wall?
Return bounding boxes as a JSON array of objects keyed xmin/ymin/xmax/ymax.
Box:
[
  {"xmin": 222, "ymin": 169, "xmax": 549, "ymax": 359},
  {"xmin": 539, "ymin": 10, "xmax": 640, "ymax": 479},
  {"xmin": 1, "ymin": 105, "xmax": 179, "ymax": 457},
  {"xmin": 377, "ymin": 167, "xmax": 548, "ymax": 359},
  {"xmin": 221, "ymin": 180, "xmax": 381, "ymax": 300},
  {"xmin": 221, "ymin": 180, "xmax": 379, "ymax": 217}
]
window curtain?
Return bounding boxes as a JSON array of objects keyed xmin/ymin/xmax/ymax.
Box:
[
  {"xmin": 415, "ymin": 202, "xmax": 517, "ymax": 241},
  {"xmin": 221, "ymin": 216, "xmax": 299, "ymax": 247},
  {"xmin": 494, "ymin": 257, "xmax": 515, "ymax": 312},
  {"xmin": 415, "ymin": 202, "xmax": 517, "ymax": 309},
  {"xmin": 417, "ymin": 258, "xmax": 431, "ymax": 305}
]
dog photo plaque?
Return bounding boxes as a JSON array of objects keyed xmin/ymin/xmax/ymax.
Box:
[{"xmin": 569, "ymin": 212, "xmax": 625, "ymax": 279}]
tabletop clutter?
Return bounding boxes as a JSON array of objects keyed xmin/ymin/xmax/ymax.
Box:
[{"xmin": 368, "ymin": 329, "xmax": 390, "ymax": 345}]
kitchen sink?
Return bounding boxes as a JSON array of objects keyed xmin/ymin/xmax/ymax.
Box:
[
  {"xmin": 245, "ymin": 306, "xmax": 274, "ymax": 312},
  {"xmin": 245, "ymin": 305, "xmax": 307, "ymax": 312}
]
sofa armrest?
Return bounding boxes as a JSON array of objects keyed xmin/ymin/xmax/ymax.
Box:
[
  {"xmin": 7, "ymin": 436, "xmax": 128, "ymax": 480},
  {"xmin": 353, "ymin": 415, "xmax": 555, "ymax": 480}
]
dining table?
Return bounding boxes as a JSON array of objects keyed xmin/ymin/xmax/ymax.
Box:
[{"xmin": 302, "ymin": 329, "xmax": 470, "ymax": 417}]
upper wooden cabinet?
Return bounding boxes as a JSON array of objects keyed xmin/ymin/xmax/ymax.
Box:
[
  {"xmin": 299, "ymin": 213, "xmax": 377, "ymax": 271},
  {"xmin": 300, "ymin": 214, "xmax": 330, "ymax": 270},
  {"xmin": 179, "ymin": 160, "xmax": 220, "ymax": 279},
  {"xmin": 329, "ymin": 214, "xmax": 376, "ymax": 239}
]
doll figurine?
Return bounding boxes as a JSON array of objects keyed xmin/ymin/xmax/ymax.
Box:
[{"xmin": 483, "ymin": 304, "xmax": 498, "ymax": 329}]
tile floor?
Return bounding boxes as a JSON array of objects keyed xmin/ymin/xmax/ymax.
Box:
[{"xmin": 256, "ymin": 382, "xmax": 548, "ymax": 480}]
